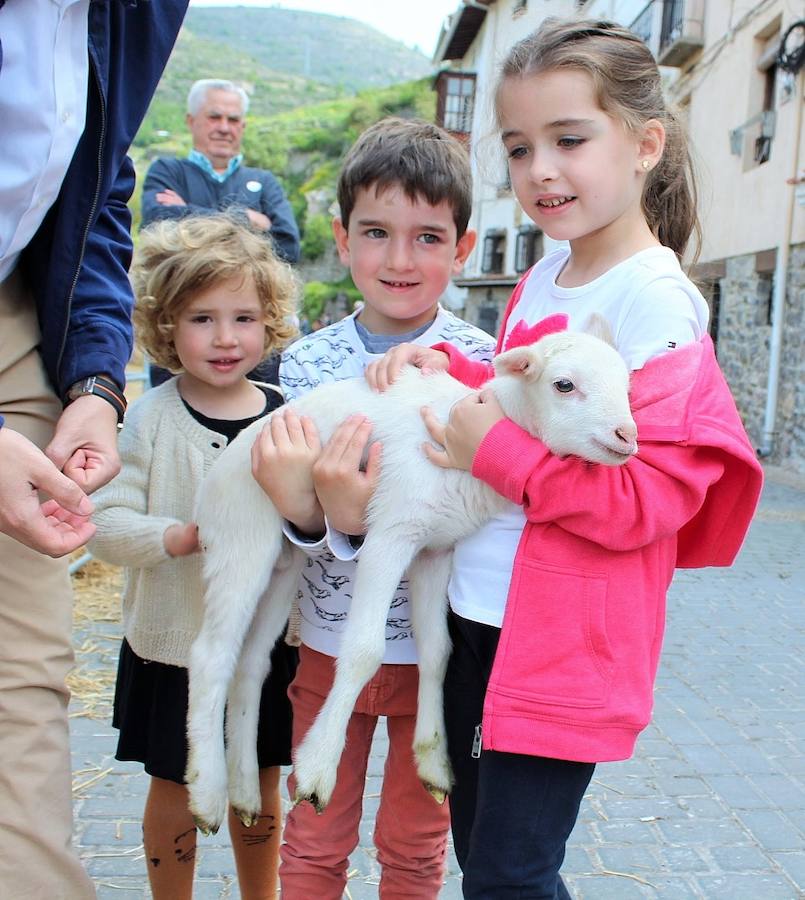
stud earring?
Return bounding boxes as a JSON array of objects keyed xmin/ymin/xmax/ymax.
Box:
[{"xmin": 641, "ymin": 159, "xmax": 651, "ymax": 171}]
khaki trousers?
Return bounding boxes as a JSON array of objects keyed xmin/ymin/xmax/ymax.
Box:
[{"xmin": 0, "ymin": 271, "xmax": 95, "ymax": 898}]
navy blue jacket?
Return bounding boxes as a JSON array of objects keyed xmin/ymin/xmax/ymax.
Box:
[
  {"xmin": 1, "ymin": 0, "xmax": 186, "ymax": 430},
  {"xmin": 141, "ymin": 157, "xmax": 301, "ymax": 264}
]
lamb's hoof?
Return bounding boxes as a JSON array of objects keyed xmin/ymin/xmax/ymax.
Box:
[
  {"xmin": 228, "ymin": 775, "xmax": 262, "ymax": 827},
  {"xmin": 414, "ymin": 738, "xmax": 453, "ymax": 804},
  {"xmin": 192, "ymin": 815, "xmax": 220, "ymax": 836},
  {"xmin": 423, "ymin": 782, "xmax": 448, "ymax": 804},
  {"xmin": 292, "ymin": 747, "xmax": 337, "ymax": 813},
  {"xmin": 292, "ymin": 790, "xmax": 326, "ymax": 815},
  {"xmin": 234, "ymin": 807, "xmax": 260, "ymax": 827},
  {"xmin": 187, "ymin": 778, "xmax": 228, "ymax": 837}
]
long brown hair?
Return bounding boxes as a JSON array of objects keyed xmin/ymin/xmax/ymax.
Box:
[{"xmin": 496, "ymin": 18, "xmax": 701, "ymax": 263}]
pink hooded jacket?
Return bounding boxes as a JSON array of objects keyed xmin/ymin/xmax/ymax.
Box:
[{"xmin": 434, "ymin": 280, "xmax": 763, "ymax": 763}]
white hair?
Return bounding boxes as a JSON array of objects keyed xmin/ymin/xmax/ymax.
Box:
[{"xmin": 186, "ymin": 79, "xmax": 250, "ymax": 116}]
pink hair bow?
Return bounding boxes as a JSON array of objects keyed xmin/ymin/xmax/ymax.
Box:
[{"xmin": 504, "ymin": 313, "xmax": 569, "ymax": 351}]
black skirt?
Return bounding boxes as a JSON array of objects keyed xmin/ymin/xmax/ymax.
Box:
[{"xmin": 113, "ymin": 636, "xmax": 298, "ymax": 784}]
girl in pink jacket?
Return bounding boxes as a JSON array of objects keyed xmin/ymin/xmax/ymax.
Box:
[{"xmin": 367, "ymin": 17, "xmax": 763, "ymax": 899}]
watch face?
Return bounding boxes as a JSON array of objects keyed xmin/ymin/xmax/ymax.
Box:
[{"xmin": 69, "ymin": 377, "xmax": 94, "ymax": 399}]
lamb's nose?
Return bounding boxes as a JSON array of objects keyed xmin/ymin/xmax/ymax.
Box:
[{"xmin": 615, "ymin": 423, "xmax": 638, "ymax": 453}]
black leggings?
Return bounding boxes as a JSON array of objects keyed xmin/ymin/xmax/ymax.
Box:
[{"xmin": 444, "ymin": 610, "xmax": 595, "ymax": 899}]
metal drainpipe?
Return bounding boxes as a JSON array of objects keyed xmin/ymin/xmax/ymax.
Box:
[{"xmin": 759, "ymin": 65, "xmax": 804, "ymax": 457}]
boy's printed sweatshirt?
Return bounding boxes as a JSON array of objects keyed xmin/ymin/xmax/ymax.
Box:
[{"xmin": 279, "ymin": 307, "xmax": 494, "ymax": 663}]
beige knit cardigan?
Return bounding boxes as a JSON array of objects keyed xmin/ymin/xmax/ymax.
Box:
[{"xmin": 88, "ymin": 379, "xmax": 232, "ymax": 667}]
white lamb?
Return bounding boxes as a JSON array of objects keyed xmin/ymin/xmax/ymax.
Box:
[{"xmin": 185, "ymin": 319, "xmax": 638, "ymax": 835}]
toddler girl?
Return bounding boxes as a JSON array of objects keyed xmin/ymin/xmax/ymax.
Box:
[{"xmin": 89, "ymin": 216, "xmax": 299, "ymax": 899}]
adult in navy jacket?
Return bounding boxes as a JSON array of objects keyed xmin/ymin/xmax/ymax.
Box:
[
  {"xmin": 0, "ymin": 2, "xmax": 186, "ymax": 895},
  {"xmin": 140, "ymin": 78, "xmax": 301, "ymax": 263}
]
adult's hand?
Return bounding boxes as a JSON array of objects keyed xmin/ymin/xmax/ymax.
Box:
[
  {"xmin": 45, "ymin": 395, "xmax": 121, "ymax": 494},
  {"xmin": 364, "ymin": 343, "xmax": 449, "ymax": 393},
  {"xmin": 155, "ymin": 188, "xmax": 187, "ymax": 207},
  {"xmin": 0, "ymin": 426, "xmax": 95, "ymax": 556}
]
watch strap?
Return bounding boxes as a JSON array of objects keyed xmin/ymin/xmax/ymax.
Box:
[{"xmin": 67, "ymin": 375, "xmax": 127, "ymax": 424}]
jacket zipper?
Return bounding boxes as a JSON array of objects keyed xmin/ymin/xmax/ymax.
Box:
[
  {"xmin": 471, "ymin": 724, "xmax": 482, "ymax": 758},
  {"xmin": 57, "ymin": 55, "xmax": 106, "ymax": 387}
]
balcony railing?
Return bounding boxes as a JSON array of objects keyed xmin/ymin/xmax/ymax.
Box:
[
  {"xmin": 658, "ymin": 0, "xmax": 704, "ymax": 67},
  {"xmin": 661, "ymin": 0, "xmax": 685, "ymax": 45},
  {"xmin": 629, "ymin": 1, "xmax": 704, "ymax": 67},
  {"xmin": 630, "ymin": 3, "xmax": 654, "ymax": 46}
]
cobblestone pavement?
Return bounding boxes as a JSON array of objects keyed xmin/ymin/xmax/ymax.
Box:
[{"xmin": 70, "ymin": 466, "xmax": 805, "ymax": 898}]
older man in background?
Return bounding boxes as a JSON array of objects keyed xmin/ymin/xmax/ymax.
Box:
[{"xmin": 141, "ymin": 78, "xmax": 300, "ymax": 263}]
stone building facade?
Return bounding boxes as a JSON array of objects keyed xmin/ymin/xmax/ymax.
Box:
[{"xmin": 715, "ymin": 244, "xmax": 805, "ymax": 465}]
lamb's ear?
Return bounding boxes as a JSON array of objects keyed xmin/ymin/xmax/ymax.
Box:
[
  {"xmin": 583, "ymin": 312, "xmax": 616, "ymax": 347},
  {"xmin": 493, "ymin": 346, "xmax": 546, "ymax": 382}
]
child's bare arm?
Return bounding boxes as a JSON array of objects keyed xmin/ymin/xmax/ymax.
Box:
[
  {"xmin": 312, "ymin": 415, "xmax": 382, "ymax": 536},
  {"xmin": 251, "ymin": 408, "xmax": 325, "ymax": 537}
]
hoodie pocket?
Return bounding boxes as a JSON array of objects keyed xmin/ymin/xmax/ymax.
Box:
[{"xmin": 495, "ymin": 560, "xmax": 614, "ymax": 709}]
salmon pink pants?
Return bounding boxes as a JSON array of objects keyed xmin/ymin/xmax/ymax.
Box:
[{"xmin": 280, "ymin": 645, "xmax": 450, "ymax": 899}]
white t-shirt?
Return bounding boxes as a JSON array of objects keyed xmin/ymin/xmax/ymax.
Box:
[
  {"xmin": 0, "ymin": 0, "xmax": 89, "ymax": 282},
  {"xmin": 279, "ymin": 307, "xmax": 495, "ymax": 662},
  {"xmin": 449, "ymin": 246, "xmax": 710, "ymax": 628}
]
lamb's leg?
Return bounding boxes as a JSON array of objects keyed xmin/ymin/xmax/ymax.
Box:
[
  {"xmin": 408, "ymin": 549, "xmax": 454, "ymax": 803},
  {"xmin": 292, "ymin": 531, "xmax": 418, "ymax": 813},
  {"xmin": 225, "ymin": 547, "xmax": 302, "ymax": 826},
  {"xmin": 186, "ymin": 527, "xmax": 284, "ymax": 836}
]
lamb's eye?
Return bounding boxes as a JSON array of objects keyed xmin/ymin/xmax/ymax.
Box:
[{"xmin": 554, "ymin": 379, "xmax": 574, "ymax": 393}]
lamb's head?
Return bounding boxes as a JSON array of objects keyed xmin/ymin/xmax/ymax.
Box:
[{"xmin": 491, "ymin": 318, "xmax": 637, "ymax": 466}]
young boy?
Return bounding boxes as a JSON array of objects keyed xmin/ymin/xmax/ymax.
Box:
[{"xmin": 251, "ymin": 118, "xmax": 494, "ymax": 898}]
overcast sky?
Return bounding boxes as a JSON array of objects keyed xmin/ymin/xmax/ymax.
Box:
[{"xmin": 187, "ymin": 0, "xmax": 461, "ymax": 56}]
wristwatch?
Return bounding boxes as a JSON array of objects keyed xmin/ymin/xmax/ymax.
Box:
[{"xmin": 65, "ymin": 375, "xmax": 127, "ymax": 425}]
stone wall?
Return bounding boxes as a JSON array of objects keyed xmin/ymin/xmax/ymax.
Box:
[
  {"xmin": 774, "ymin": 244, "xmax": 805, "ymax": 470},
  {"xmin": 462, "ymin": 283, "xmax": 516, "ymax": 339},
  {"xmin": 715, "ymin": 254, "xmax": 772, "ymax": 452},
  {"xmin": 715, "ymin": 244, "xmax": 805, "ymax": 473}
]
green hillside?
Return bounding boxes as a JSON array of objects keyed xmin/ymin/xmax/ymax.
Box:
[
  {"xmin": 138, "ymin": 27, "xmax": 337, "ymax": 141},
  {"xmin": 182, "ymin": 6, "xmax": 433, "ymax": 90},
  {"xmin": 136, "ymin": 6, "xmax": 434, "ymax": 147}
]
